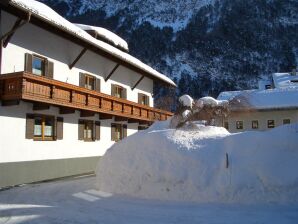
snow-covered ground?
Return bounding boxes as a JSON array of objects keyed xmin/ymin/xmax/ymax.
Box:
[
  {"xmin": 1, "ymin": 176, "xmax": 298, "ymax": 224},
  {"xmin": 96, "ymin": 121, "xmax": 298, "ymax": 203}
]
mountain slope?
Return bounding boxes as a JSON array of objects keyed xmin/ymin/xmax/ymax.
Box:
[{"xmin": 40, "ymin": 0, "xmax": 298, "ymax": 107}]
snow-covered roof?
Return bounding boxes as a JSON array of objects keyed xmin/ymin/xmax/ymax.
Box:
[
  {"xmin": 7, "ymin": 0, "xmax": 176, "ymax": 87},
  {"xmin": 75, "ymin": 24, "xmax": 129, "ymax": 52},
  {"xmin": 272, "ymin": 72, "xmax": 298, "ymax": 89},
  {"xmin": 218, "ymin": 88, "xmax": 298, "ymax": 111}
]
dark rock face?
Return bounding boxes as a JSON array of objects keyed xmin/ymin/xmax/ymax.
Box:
[{"xmin": 40, "ymin": 0, "xmax": 298, "ymax": 108}]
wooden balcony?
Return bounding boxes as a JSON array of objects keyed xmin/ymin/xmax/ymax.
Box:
[{"xmin": 0, "ymin": 72, "xmax": 173, "ymax": 122}]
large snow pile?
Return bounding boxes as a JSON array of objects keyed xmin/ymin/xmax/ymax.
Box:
[{"xmin": 96, "ymin": 121, "xmax": 298, "ymax": 203}]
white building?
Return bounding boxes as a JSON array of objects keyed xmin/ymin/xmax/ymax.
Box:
[
  {"xmin": 0, "ymin": 0, "xmax": 176, "ymax": 188},
  {"xmin": 217, "ymin": 72, "xmax": 298, "ymax": 133}
]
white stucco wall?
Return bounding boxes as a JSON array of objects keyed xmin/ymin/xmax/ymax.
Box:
[
  {"xmin": 0, "ymin": 11, "xmax": 154, "ymax": 106},
  {"xmin": 223, "ymin": 110, "xmax": 298, "ymax": 133},
  {"xmin": 0, "ymin": 102, "xmax": 139, "ymax": 163}
]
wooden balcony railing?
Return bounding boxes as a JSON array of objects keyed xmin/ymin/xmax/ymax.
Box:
[{"xmin": 0, "ymin": 72, "xmax": 173, "ymax": 121}]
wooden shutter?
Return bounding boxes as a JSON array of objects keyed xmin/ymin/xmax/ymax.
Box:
[
  {"xmin": 111, "ymin": 84, "xmax": 116, "ymax": 96},
  {"xmin": 123, "ymin": 124, "xmax": 127, "ymax": 138},
  {"xmin": 111, "ymin": 123, "xmax": 116, "ymax": 141},
  {"xmin": 146, "ymin": 95, "xmax": 149, "ymax": 106},
  {"xmin": 95, "ymin": 78, "xmax": 101, "ymax": 92},
  {"xmin": 25, "ymin": 114, "xmax": 35, "ymax": 139},
  {"xmin": 56, "ymin": 117, "xmax": 63, "ymax": 140},
  {"xmin": 95, "ymin": 121, "xmax": 100, "ymax": 140},
  {"xmin": 24, "ymin": 53, "xmax": 32, "ymax": 73},
  {"xmin": 78, "ymin": 119, "xmax": 84, "ymax": 140},
  {"xmin": 45, "ymin": 61, "xmax": 54, "ymax": 79},
  {"xmin": 122, "ymin": 87, "xmax": 127, "ymax": 99},
  {"xmin": 79, "ymin": 73, "xmax": 85, "ymax": 87},
  {"xmin": 138, "ymin": 93, "xmax": 142, "ymax": 104}
]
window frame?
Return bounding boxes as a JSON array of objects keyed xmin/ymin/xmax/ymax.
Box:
[
  {"xmin": 32, "ymin": 54, "xmax": 46, "ymax": 76},
  {"xmin": 283, "ymin": 119, "xmax": 290, "ymax": 125},
  {"xmin": 251, "ymin": 120, "xmax": 259, "ymax": 129},
  {"xmin": 138, "ymin": 93, "xmax": 150, "ymax": 106},
  {"xmin": 111, "ymin": 123, "xmax": 127, "ymax": 142},
  {"xmin": 33, "ymin": 114, "xmax": 55, "ymax": 141},
  {"xmin": 84, "ymin": 74, "xmax": 95, "ymax": 90},
  {"xmin": 236, "ymin": 121, "xmax": 243, "ymax": 130},
  {"xmin": 267, "ymin": 120, "xmax": 275, "ymax": 128},
  {"xmin": 81, "ymin": 120, "xmax": 94, "ymax": 142}
]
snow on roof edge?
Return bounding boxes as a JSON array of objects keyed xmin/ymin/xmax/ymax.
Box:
[{"xmin": 8, "ymin": 0, "xmax": 176, "ymax": 87}]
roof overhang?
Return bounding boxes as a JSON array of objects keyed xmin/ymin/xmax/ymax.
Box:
[{"xmin": 0, "ymin": 0, "xmax": 176, "ymax": 87}]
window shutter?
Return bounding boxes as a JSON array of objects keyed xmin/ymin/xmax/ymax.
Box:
[
  {"xmin": 122, "ymin": 88, "xmax": 127, "ymax": 99},
  {"xmin": 123, "ymin": 124, "xmax": 127, "ymax": 138},
  {"xmin": 25, "ymin": 114, "xmax": 35, "ymax": 139},
  {"xmin": 111, "ymin": 84, "xmax": 116, "ymax": 96},
  {"xmin": 95, "ymin": 121, "xmax": 100, "ymax": 140},
  {"xmin": 24, "ymin": 53, "xmax": 32, "ymax": 73},
  {"xmin": 46, "ymin": 61, "xmax": 54, "ymax": 79},
  {"xmin": 138, "ymin": 93, "xmax": 142, "ymax": 104},
  {"xmin": 146, "ymin": 95, "xmax": 149, "ymax": 106},
  {"xmin": 111, "ymin": 123, "xmax": 116, "ymax": 141},
  {"xmin": 78, "ymin": 119, "xmax": 84, "ymax": 140},
  {"xmin": 56, "ymin": 117, "xmax": 63, "ymax": 140},
  {"xmin": 79, "ymin": 73, "xmax": 85, "ymax": 87},
  {"xmin": 95, "ymin": 78, "xmax": 101, "ymax": 92}
]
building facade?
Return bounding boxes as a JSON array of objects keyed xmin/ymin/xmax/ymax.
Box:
[
  {"xmin": 218, "ymin": 72, "xmax": 298, "ymax": 133},
  {"xmin": 0, "ymin": 0, "xmax": 175, "ymax": 188}
]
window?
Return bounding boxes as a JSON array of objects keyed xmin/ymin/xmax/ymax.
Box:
[
  {"xmin": 267, "ymin": 120, "xmax": 275, "ymax": 128},
  {"xmin": 138, "ymin": 93, "xmax": 149, "ymax": 106},
  {"xmin": 32, "ymin": 55, "xmax": 46, "ymax": 76},
  {"xmin": 283, "ymin": 119, "xmax": 290, "ymax": 125},
  {"xmin": 111, "ymin": 123, "xmax": 127, "ymax": 141},
  {"xmin": 111, "ymin": 84, "xmax": 126, "ymax": 99},
  {"xmin": 138, "ymin": 126, "xmax": 148, "ymax": 131},
  {"xmin": 236, "ymin": 121, "xmax": 243, "ymax": 129},
  {"xmin": 25, "ymin": 114, "xmax": 63, "ymax": 141},
  {"xmin": 252, "ymin": 120, "xmax": 259, "ymax": 129},
  {"xmin": 24, "ymin": 53, "xmax": 54, "ymax": 78},
  {"xmin": 79, "ymin": 73, "xmax": 100, "ymax": 92},
  {"xmin": 85, "ymin": 75, "xmax": 95, "ymax": 90},
  {"xmin": 224, "ymin": 121, "xmax": 229, "ymax": 130},
  {"xmin": 78, "ymin": 120, "xmax": 100, "ymax": 141}
]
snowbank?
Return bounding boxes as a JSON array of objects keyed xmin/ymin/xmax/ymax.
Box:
[
  {"xmin": 179, "ymin": 95, "xmax": 193, "ymax": 108},
  {"xmin": 96, "ymin": 121, "xmax": 298, "ymax": 203}
]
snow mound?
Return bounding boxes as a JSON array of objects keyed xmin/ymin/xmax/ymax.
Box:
[
  {"xmin": 197, "ymin": 96, "xmax": 228, "ymax": 107},
  {"xmin": 75, "ymin": 24, "xmax": 129, "ymax": 52},
  {"xmin": 179, "ymin": 95, "xmax": 193, "ymax": 108},
  {"xmin": 96, "ymin": 122, "xmax": 298, "ymax": 203}
]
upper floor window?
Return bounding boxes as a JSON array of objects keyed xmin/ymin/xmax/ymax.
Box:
[
  {"xmin": 111, "ymin": 84, "xmax": 127, "ymax": 99},
  {"xmin": 24, "ymin": 53, "xmax": 54, "ymax": 78},
  {"xmin": 138, "ymin": 93, "xmax": 149, "ymax": 106},
  {"xmin": 26, "ymin": 114, "xmax": 63, "ymax": 141},
  {"xmin": 252, "ymin": 120, "xmax": 259, "ymax": 129},
  {"xmin": 79, "ymin": 73, "xmax": 100, "ymax": 91},
  {"xmin": 236, "ymin": 121, "xmax": 243, "ymax": 130},
  {"xmin": 111, "ymin": 123, "xmax": 127, "ymax": 142},
  {"xmin": 283, "ymin": 119, "xmax": 290, "ymax": 125},
  {"xmin": 267, "ymin": 120, "xmax": 275, "ymax": 128}
]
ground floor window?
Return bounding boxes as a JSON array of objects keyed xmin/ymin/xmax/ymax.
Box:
[
  {"xmin": 283, "ymin": 119, "xmax": 290, "ymax": 125},
  {"xmin": 267, "ymin": 120, "xmax": 275, "ymax": 128},
  {"xmin": 236, "ymin": 121, "xmax": 243, "ymax": 130},
  {"xmin": 78, "ymin": 120, "xmax": 100, "ymax": 141},
  {"xmin": 26, "ymin": 114, "xmax": 63, "ymax": 141},
  {"xmin": 138, "ymin": 126, "xmax": 148, "ymax": 131},
  {"xmin": 224, "ymin": 121, "xmax": 229, "ymax": 130},
  {"xmin": 252, "ymin": 120, "xmax": 259, "ymax": 129},
  {"xmin": 111, "ymin": 123, "xmax": 127, "ymax": 141}
]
